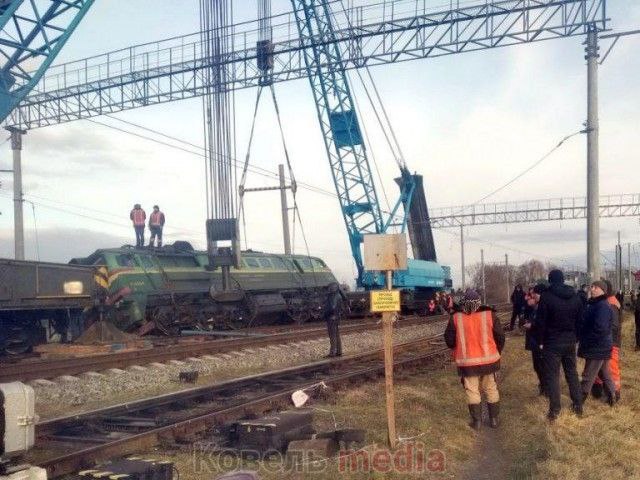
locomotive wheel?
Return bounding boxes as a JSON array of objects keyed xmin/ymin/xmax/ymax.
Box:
[
  {"xmin": 4, "ymin": 327, "xmax": 33, "ymax": 356},
  {"xmin": 291, "ymin": 309, "xmax": 311, "ymax": 325}
]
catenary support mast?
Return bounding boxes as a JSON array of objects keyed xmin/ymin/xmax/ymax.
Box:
[{"xmin": 586, "ymin": 24, "xmax": 601, "ymax": 281}]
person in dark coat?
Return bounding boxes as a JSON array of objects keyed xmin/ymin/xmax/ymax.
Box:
[
  {"xmin": 324, "ymin": 283, "xmax": 346, "ymax": 357},
  {"xmin": 592, "ymin": 280, "xmax": 622, "ymax": 401},
  {"xmin": 509, "ymin": 284, "xmax": 526, "ymax": 330},
  {"xmin": 579, "ymin": 280, "xmax": 616, "ymax": 406},
  {"xmin": 577, "ymin": 284, "xmax": 589, "ymax": 306},
  {"xmin": 524, "ymin": 283, "xmax": 547, "ymax": 396},
  {"xmin": 536, "ymin": 269, "xmax": 584, "ymax": 420},
  {"xmin": 445, "ymin": 290, "xmax": 505, "ymax": 430}
]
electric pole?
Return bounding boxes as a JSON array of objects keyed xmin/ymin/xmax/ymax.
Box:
[
  {"xmin": 481, "ymin": 249, "xmax": 486, "ymax": 304},
  {"xmin": 585, "ymin": 24, "xmax": 600, "ymax": 282},
  {"xmin": 460, "ymin": 225, "xmax": 465, "ymax": 290},
  {"xmin": 7, "ymin": 127, "xmax": 25, "ymax": 261},
  {"xmin": 505, "ymin": 253, "xmax": 510, "ymax": 303}
]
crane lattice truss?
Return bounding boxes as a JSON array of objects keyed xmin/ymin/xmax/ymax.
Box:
[
  {"xmin": 292, "ymin": 0, "xmax": 384, "ymax": 277},
  {"xmin": 428, "ymin": 194, "xmax": 640, "ymax": 228},
  {"xmin": 0, "ymin": 0, "xmax": 94, "ymax": 123},
  {"xmin": 6, "ymin": 0, "xmax": 607, "ymax": 129}
]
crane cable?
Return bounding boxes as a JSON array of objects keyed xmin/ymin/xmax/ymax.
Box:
[
  {"xmin": 269, "ymin": 82, "xmax": 320, "ymax": 287},
  {"xmin": 236, "ymin": 86, "xmax": 265, "ymax": 249}
]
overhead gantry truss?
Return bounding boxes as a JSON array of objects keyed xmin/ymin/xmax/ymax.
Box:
[
  {"xmin": 0, "ymin": 0, "xmax": 95, "ymax": 123},
  {"xmin": 6, "ymin": 0, "xmax": 608, "ymax": 129},
  {"xmin": 428, "ymin": 194, "xmax": 640, "ymax": 228}
]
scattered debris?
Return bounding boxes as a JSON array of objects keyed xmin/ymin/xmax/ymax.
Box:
[{"xmin": 178, "ymin": 370, "xmax": 198, "ymax": 383}]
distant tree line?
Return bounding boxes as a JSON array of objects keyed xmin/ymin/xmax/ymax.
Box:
[{"xmin": 468, "ymin": 259, "xmax": 558, "ymax": 305}]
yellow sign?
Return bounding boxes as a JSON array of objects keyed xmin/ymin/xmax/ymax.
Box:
[{"xmin": 371, "ymin": 290, "xmax": 401, "ymax": 313}]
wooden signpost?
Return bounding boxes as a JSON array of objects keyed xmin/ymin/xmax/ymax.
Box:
[{"xmin": 363, "ymin": 233, "xmax": 407, "ymax": 449}]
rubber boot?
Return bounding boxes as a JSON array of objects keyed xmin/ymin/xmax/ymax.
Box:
[
  {"xmin": 591, "ymin": 383, "xmax": 603, "ymax": 399},
  {"xmin": 488, "ymin": 402, "xmax": 499, "ymax": 428},
  {"xmin": 468, "ymin": 404, "xmax": 481, "ymax": 430}
]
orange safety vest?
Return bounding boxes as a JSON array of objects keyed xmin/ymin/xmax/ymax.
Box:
[
  {"xmin": 150, "ymin": 211, "xmax": 163, "ymax": 226},
  {"xmin": 452, "ymin": 311, "xmax": 500, "ymax": 368},
  {"xmin": 131, "ymin": 209, "xmax": 146, "ymax": 226}
]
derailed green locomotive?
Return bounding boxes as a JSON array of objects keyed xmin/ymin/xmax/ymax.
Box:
[{"xmin": 70, "ymin": 242, "xmax": 338, "ymax": 334}]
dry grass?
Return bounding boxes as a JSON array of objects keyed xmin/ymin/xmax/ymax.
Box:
[
  {"xmin": 495, "ymin": 312, "xmax": 640, "ymax": 480},
  {"xmin": 148, "ymin": 314, "xmax": 640, "ymax": 479}
]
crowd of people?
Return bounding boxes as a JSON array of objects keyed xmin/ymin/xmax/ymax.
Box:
[
  {"xmin": 426, "ymin": 291, "xmax": 455, "ymax": 316},
  {"xmin": 445, "ymin": 269, "xmax": 640, "ymax": 428}
]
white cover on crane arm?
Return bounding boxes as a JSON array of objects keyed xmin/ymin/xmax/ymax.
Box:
[{"xmin": 1, "ymin": 382, "xmax": 37, "ymax": 458}]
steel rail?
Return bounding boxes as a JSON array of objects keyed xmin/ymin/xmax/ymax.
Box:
[
  {"xmin": 34, "ymin": 311, "xmax": 509, "ymax": 478},
  {"xmin": 0, "ymin": 311, "xmax": 461, "ymax": 383}
]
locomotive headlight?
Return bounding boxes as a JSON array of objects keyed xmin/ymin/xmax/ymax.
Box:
[{"xmin": 63, "ymin": 281, "xmax": 84, "ymax": 295}]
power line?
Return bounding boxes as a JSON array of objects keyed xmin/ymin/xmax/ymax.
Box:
[
  {"xmin": 461, "ymin": 130, "xmax": 584, "ymax": 211},
  {"xmin": 86, "ymin": 117, "xmax": 338, "ymax": 199}
]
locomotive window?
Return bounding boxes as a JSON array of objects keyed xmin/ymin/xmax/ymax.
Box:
[
  {"xmin": 258, "ymin": 258, "xmax": 273, "ymax": 269},
  {"xmin": 311, "ymin": 258, "xmax": 326, "ymax": 269},
  {"xmin": 283, "ymin": 258, "xmax": 296, "ymax": 271},
  {"xmin": 245, "ymin": 258, "xmax": 260, "ymax": 268},
  {"xmin": 92, "ymin": 255, "xmax": 106, "ymax": 266},
  {"xmin": 271, "ymin": 257, "xmax": 286, "ymax": 270},
  {"xmin": 295, "ymin": 257, "xmax": 312, "ymax": 270},
  {"xmin": 116, "ymin": 254, "xmax": 136, "ymax": 267}
]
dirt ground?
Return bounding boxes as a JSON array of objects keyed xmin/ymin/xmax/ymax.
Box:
[{"xmin": 143, "ymin": 313, "xmax": 640, "ymax": 479}]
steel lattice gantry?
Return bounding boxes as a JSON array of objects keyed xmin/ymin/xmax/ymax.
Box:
[
  {"xmin": 0, "ymin": 0, "xmax": 94, "ymax": 123},
  {"xmin": 428, "ymin": 194, "xmax": 640, "ymax": 228},
  {"xmin": 6, "ymin": 0, "xmax": 608, "ymax": 129}
]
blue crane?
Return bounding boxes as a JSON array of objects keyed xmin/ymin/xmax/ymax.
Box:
[
  {"xmin": 0, "ymin": 0, "xmax": 94, "ymax": 123},
  {"xmin": 290, "ymin": 0, "xmax": 448, "ymax": 292}
]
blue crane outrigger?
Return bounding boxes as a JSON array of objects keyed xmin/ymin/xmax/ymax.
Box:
[{"xmin": 290, "ymin": 0, "xmax": 451, "ymax": 301}]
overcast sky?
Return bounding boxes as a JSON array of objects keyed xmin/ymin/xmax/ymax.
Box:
[{"xmin": 0, "ymin": 0, "xmax": 638, "ymax": 286}]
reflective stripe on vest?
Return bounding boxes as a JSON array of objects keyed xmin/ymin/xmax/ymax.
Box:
[
  {"xmin": 150, "ymin": 212, "xmax": 162, "ymax": 226},
  {"xmin": 132, "ymin": 209, "xmax": 145, "ymax": 226},
  {"xmin": 453, "ymin": 311, "xmax": 500, "ymax": 367}
]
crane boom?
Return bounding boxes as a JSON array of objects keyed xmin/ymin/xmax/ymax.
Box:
[
  {"xmin": 0, "ymin": 0, "xmax": 95, "ymax": 123},
  {"xmin": 291, "ymin": 0, "xmax": 384, "ymax": 283},
  {"xmin": 291, "ymin": 0, "xmax": 449, "ymax": 294}
]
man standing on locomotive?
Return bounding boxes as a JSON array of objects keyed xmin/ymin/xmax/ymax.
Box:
[
  {"xmin": 130, "ymin": 204, "xmax": 146, "ymax": 248},
  {"xmin": 324, "ymin": 283, "xmax": 347, "ymax": 357},
  {"xmin": 148, "ymin": 205, "xmax": 166, "ymax": 248}
]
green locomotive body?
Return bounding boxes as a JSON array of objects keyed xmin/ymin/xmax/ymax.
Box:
[{"xmin": 70, "ymin": 242, "xmax": 338, "ymax": 333}]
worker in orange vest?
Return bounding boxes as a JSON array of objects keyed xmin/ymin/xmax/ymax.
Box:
[
  {"xmin": 129, "ymin": 203, "xmax": 146, "ymax": 248},
  {"xmin": 148, "ymin": 205, "xmax": 166, "ymax": 248},
  {"xmin": 445, "ymin": 289, "xmax": 505, "ymax": 429}
]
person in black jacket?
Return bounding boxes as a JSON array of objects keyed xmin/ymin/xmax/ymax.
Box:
[
  {"xmin": 509, "ymin": 284, "xmax": 526, "ymax": 331},
  {"xmin": 577, "ymin": 284, "xmax": 589, "ymax": 306},
  {"xmin": 536, "ymin": 269, "xmax": 584, "ymax": 420},
  {"xmin": 524, "ymin": 283, "xmax": 547, "ymax": 396},
  {"xmin": 324, "ymin": 283, "xmax": 347, "ymax": 357},
  {"xmin": 579, "ymin": 280, "xmax": 616, "ymax": 406}
]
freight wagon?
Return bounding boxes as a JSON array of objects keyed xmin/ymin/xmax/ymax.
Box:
[{"xmin": 0, "ymin": 259, "xmax": 98, "ymax": 354}]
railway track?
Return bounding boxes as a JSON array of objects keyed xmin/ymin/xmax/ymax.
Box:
[
  {"xmin": 30, "ymin": 311, "xmax": 509, "ymax": 478},
  {"xmin": 0, "ymin": 313, "xmax": 453, "ymax": 384}
]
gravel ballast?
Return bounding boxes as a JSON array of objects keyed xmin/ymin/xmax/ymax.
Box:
[{"xmin": 33, "ymin": 319, "xmax": 447, "ymax": 419}]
